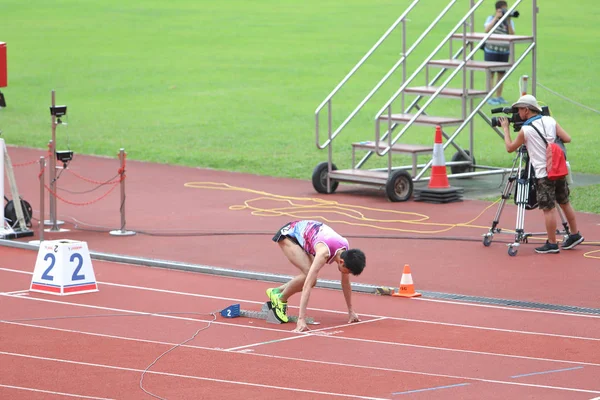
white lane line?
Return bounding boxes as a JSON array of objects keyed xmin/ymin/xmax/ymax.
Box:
[
  {"xmin": 0, "ymin": 351, "xmax": 389, "ymax": 400},
  {"xmin": 1, "ymin": 343, "xmax": 599, "ymax": 396},
  {"xmin": 0, "ymin": 384, "xmax": 115, "ymax": 399},
  {"xmin": 0, "ymin": 292, "xmax": 284, "ymax": 333},
  {"xmin": 2, "ymin": 266, "xmax": 599, "ymax": 321},
  {"xmin": 1, "ymin": 289, "xmax": 30, "ymax": 295},
  {"xmin": 225, "ymin": 317, "xmax": 388, "ymax": 351},
  {"xmin": 324, "ymin": 333, "xmax": 600, "ymax": 368},
  {"xmin": 3, "ymin": 298, "xmax": 600, "ymax": 370},
  {"xmin": 2, "ymin": 267, "xmax": 598, "ymax": 343}
]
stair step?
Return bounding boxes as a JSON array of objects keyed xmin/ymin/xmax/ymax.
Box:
[
  {"xmin": 404, "ymin": 86, "xmax": 488, "ymax": 98},
  {"xmin": 428, "ymin": 59, "xmax": 511, "ymax": 72},
  {"xmin": 452, "ymin": 32, "xmax": 534, "ymax": 45},
  {"xmin": 329, "ymin": 169, "xmax": 389, "ymax": 185},
  {"xmin": 378, "ymin": 113, "xmax": 464, "ymax": 127},
  {"xmin": 353, "ymin": 141, "xmax": 433, "ymax": 154}
]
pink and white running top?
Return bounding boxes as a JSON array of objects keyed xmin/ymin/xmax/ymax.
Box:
[{"xmin": 282, "ymin": 220, "xmax": 348, "ymax": 264}]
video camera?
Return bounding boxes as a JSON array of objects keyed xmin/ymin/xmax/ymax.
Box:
[
  {"xmin": 491, "ymin": 106, "xmax": 550, "ymax": 132},
  {"xmin": 501, "ymin": 8, "xmax": 519, "ymax": 18}
]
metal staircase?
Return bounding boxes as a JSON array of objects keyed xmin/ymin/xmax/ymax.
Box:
[{"xmin": 313, "ymin": 0, "xmax": 538, "ymax": 201}]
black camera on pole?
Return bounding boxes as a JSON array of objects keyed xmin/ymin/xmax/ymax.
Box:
[
  {"xmin": 501, "ymin": 8, "xmax": 519, "ymax": 18},
  {"xmin": 491, "ymin": 106, "xmax": 550, "ymax": 132}
]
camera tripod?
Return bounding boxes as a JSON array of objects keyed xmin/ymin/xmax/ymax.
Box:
[{"xmin": 482, "ymin": 145, "xmax": 570, "ymax": 256}]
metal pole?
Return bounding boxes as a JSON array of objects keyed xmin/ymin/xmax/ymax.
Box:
[
  {"xmin": 48, "ymin": 91, "xmax": 58, "ymax": 230},
  {"xmin": 45, "ymin": 90, "xmax": 65, "ymax": 231},
  {"xmin": 38, "ymin": 156, "xmax": 45, "ymax": 242},
  {"xmin": 532, "ymin": 0, "xmax": 538, "ymax": 96},
  {"xmin": 110, "ymin": 149, "xmax": 135, "ymax": 236}
]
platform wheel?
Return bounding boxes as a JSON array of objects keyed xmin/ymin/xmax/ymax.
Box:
[
  {"xmin": 385, "ymin": 169, "xmax": 413, "ymax": 202},
  {"xmin": 483, "ymin": 235, "xmax": 492, "ymax": 247},
  {"xmin": 508, "ymin": 246, "xmax": 518, "ymax": 257},
  {"xmin": 312, "ymin": 162, "xmax": 339, "ymax": 194},
  {"xmin": 450, "ymin": 150, "xmax": 476, "ymax": 177}
]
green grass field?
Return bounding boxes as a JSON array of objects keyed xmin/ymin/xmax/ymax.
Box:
[{"xmin": 1, "ymin": 0, "xmax": 598, "ymax": 212}]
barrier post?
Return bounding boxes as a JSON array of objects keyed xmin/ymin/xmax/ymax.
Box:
[
  {"xmin": 45, "ymin": 90, "xmax": 67, "ymax": 231},
  {"xmin": 28, "ymin": 156, "xmax": 46, "ymax": 245},
  {"xmin": 520, "ymin": 75, "xmax": 529, "ymax": 96},
  {"xmin": 38, "ymin": 156, "xmax": 45, "ymax": 241},
  {"xmin": 0, "ymin": 42, "xmax": 7, "ymax": 108},
  {"xmin": 110, "ymin": 148, "xmax": 136, "ymax": 236}
]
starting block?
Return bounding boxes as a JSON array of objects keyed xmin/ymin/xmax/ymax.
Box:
[
  {"xmin": 30, "ymin": 240, "xmax": 98, "ymax": 295},
  {"xmin": 221, "ymin": 302, "xmax": 318, "ymax": 325},
  {"xmin": 220, "ymin": 304, "xmax": 241, "ymax": 318}
]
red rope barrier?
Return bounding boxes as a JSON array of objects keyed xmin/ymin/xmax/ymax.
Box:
[
  {"xmin": 12, "ymin": 157, "xmax": 45, "ymax": 168},
  {"xmin": 65, "ymin": 168, "xmax": 122, "ymax": 185},
  {"xmin": 44, "ymin": 182, "xmax": 119, "ymax": 206}
]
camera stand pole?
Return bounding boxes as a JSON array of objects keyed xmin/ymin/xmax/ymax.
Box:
[
  {"xmin": 44, "ymin": 90, "xmax": 67, "ymax": 232},
  {"xmin": 483, "ymin": 146, "xmax": 570, "ymax": 256},
  {"xmin": 483, "ymin": 146, "xmax": 530, "ymax": 256}
]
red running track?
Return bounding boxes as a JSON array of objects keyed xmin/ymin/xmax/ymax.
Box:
[{"xmin": 1, "ymin": 247, "xmax": 599, "ymax": 399}]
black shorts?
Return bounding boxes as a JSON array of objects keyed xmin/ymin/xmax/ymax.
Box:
[
  {"xmin": 484, "ymin": 51, "xmax": 509, "ymax": 72},
  {"xmin": 272, "ymin": 222, "xmax": 299, "ymax": 245}
]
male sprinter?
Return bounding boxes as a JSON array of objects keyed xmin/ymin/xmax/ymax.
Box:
[{"xmin": 267, "ymin": 220, "xmax": 366, "ymax": 332}]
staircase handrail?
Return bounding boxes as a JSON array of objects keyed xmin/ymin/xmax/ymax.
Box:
[
  {"xmin": 315, "ymin": 0, "xmax": 458, "ymax": 150},
  {"xmin": 414, "ymin": 42, "xmax": 535, "ymax": 180},
  {"xmin": 314, "ymin": 0, "xmax": 420, "ymax": 150},
  {"xmin": 373, "ymin": 0, "xmax": 523, "ymax": 156}
]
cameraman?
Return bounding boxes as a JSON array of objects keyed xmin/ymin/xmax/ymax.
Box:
[
  {"xmin": 499, "ymin": 94, "xmax": 585, "ymax": 254},
  {"xmin": 484, "ymin": 1, "xmax": 515, "ymax": 105}
]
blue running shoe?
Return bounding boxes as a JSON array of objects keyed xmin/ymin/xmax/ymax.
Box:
[
  {"xmin": 496, "ymin": 96, "xmax": 508, "ymax": 104},
  {"xmin": 487, "ymin": 97, "xmax": 500, "ymax": 105}
]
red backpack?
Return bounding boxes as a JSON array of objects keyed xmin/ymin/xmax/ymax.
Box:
[{"xmin": 530, "ymin": 124, "xmax": 568, "ymax": 180}]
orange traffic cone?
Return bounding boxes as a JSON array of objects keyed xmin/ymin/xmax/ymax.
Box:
[
  {"xmin": 428, "ymin": 126, "xmax": 450, "ymax": 189},
  {"xmin": 392, "ymin": 264, "xmax": 421, "ymax": 298}
]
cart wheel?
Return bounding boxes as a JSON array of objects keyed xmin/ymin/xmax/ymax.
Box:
[
  {"xmin": 385, "ymin": 170, "xmax": 413, "ymax": 202},
  {"xmin": 450, "ymin": 150, "xmax": 476, "ymax": 177},
  {"xmin": 508, "ymin": 246, "xmax": 518, "ymax": 257},
  {"xmin": 483, "ymin": 235, "xmax": 492, "ymax": 247},
  {"xmin": 312, "ymin": 162, "xmax": 339, "ymax": 194}
]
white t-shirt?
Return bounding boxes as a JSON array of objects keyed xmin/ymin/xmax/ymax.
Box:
[{"xmin": 522, "ymin": 116, "xmax": 557, "ymax": 179}]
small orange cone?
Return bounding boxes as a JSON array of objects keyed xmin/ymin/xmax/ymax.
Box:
[
  {"xmin": 392, "ymin": 264, "xmax": 421, "ymax": 298},
  {"xmin": 428, "ymin": 126, "xmax": 450, "ymax": 189}
]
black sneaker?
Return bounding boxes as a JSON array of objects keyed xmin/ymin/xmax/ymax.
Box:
[
  {"xmin": 535, "ymin": 241, "xmax": 560, "ymax": 254},
  {"xmin": 562, "ymin": 232, "xmax": 584, "ymax": 250}
]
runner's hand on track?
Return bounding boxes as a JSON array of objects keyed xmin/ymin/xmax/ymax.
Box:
[
  {"xmin": 293, "ymin": 318, "xmax": 310, "ymax": 332},
  {"xmin": 348, "ymin": 310, "xmax": 360, "ymax": 323}
]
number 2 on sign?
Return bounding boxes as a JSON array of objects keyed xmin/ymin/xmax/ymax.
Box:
[
  {"xmin": 41, "ymin": 253, "xmax": 55, "ymax": 280},
  {"xmin": 40, "ymin": 252, "xmax": 86, "ymax": 281}
]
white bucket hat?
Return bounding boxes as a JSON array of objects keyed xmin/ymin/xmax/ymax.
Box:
[{"xmin": 511, "ymin": 94, "xmax": 543, "ymax": 112}]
